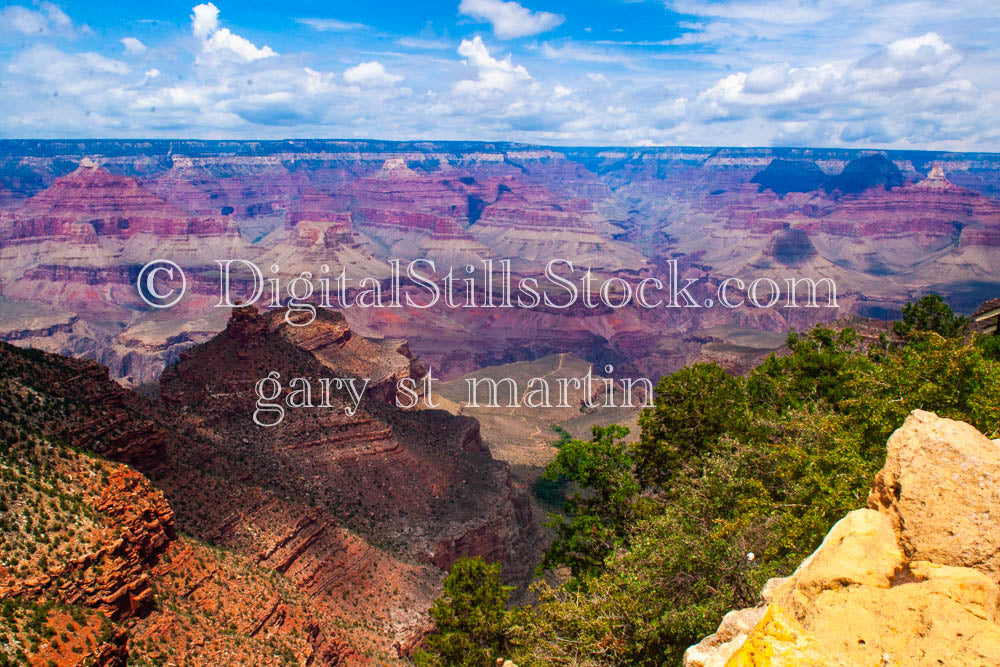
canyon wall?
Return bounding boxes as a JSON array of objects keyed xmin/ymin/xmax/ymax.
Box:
[{"xmin": 0, "ymin": 141, "xmax": 998, "ymax": 387}]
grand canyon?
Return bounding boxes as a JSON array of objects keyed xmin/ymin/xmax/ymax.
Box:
[
  {"xmin": 2, "ymin": 140, "xmax": 1000, "ymax": 665},
  {"xmin": 2, "ymin": 141, "xmax": 999, "ymax": 388}
]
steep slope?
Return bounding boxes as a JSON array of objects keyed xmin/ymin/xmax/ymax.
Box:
[
  {"xmin": 0, "ymin": 304, "xmax": 542, "ymax": 661},
  {"xmin": 159, "ymin": 306, "xmax": 541, "ymax": 581},
  {"xmin": 0, "ymin": 343, "xmax": 352, "ymax": 665}
]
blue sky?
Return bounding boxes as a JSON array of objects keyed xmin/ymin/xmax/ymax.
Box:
[{"xmin": 1, "ymin": 0, "xmax": 998, "ymax": 148}]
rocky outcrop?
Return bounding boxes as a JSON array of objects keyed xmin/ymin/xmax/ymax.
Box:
[
  {"xmin": 160, "ymin": 306, "xmax": 542, "ymax": 583},
  {"xmin": 0, "ymin": 465, "xmax": 174, "ymax": 620},
  {"xmin": 868, "ymin": 410, "xmax": 1000, "ymax": 586},
  {"xmin": 685, "ymin": 410, "xmax": 1000, "ymax": 666}
]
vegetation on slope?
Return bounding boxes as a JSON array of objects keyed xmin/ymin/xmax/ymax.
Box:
[
  {"xmin": 0, "ymin": 343, "xmax": 349, "ymax": 665},
  {"xmin": 420, "ymin": 295, "xmax": 1000, "ymax": 666}
]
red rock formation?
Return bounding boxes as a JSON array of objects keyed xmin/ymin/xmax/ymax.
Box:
[
  {"xmin": 0, "ymin": 143, "xmax": 999, "ymax": 389},
  {"xmin": 0, "ymin": 465, "xmax": 172, "ymax": 620},
  {"xmin": 159, "ymin": 306, "xmax": 542, "ymax": 581},
  {"xmin": 6, "ymin": 159, "xmax": 233, "ymax": 243}
]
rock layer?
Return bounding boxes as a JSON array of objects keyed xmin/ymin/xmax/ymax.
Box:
[{"xmin": 2, "ymin": 142, "xmax": 999, "ymax": 387}]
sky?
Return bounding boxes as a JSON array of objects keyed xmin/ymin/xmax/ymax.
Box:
[{"xmin": 0, "ymin": 0, "xmax": 998, "ymax": 149}]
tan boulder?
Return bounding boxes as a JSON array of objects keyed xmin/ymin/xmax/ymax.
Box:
[
  {"xmin": 685, "ymin": 412, "xmax": 1000, "ymax": 666},
  {"xmin": 771, "ymin": 509, "xmax": 902, "ymax": 620},
  {"xmin": 868, "ymin": 409, "xmax": 1000, "ymax": 585}
]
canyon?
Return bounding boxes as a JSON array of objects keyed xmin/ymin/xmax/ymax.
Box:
[
  {"xmin": 1, "ymin": 140, "xmax": 1000, "ymax": 663},
  {"xmin": 0, "ymin": 141, "xmax": 998, "ymax": 389},
  {"xmin": 0, "ymin": 304, "xmax": 540, "ymax": 663}
]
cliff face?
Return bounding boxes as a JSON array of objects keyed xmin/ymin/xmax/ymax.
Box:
[
  {"xmin": 685, "ymin": 410, "xmax": 1000, "ymax": 666},
  {"xmin": 158, "ymin": 306, "xmax": 542, "ymax": 583},
  {"xmin": 0, "ymin": 305, "xmax": 542, "ymax": 662},
  {"xmin": 1, "ymin": 142, "xmax": 998, "ymax": 387}
]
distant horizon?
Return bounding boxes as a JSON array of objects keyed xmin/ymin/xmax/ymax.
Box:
[{"xmin": 2, "ymin": 138, "xmax": 1000, "ymax": 157}]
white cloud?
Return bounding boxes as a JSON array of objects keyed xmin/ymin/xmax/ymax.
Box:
[
  {"xmin": 540, "ymin": 42, "xmax": 633, "ymax": 64},
  {"xmin": 848, "ymin": 32, "xmax": 961, "ymax": 91},
  {"xmin": 191, "ymin": 3, "xmax": 275, "ymax": 62},
  {"xmin": 7, "ymin": 45, "xmax": 129, "ymax": 100},
  {"xmin": 0, "ymin": 2, "xmax": 75, "ymax": 36},
  {"xmin": 397, "ymin": 37, "xmax": 452, "ymax": 50},
  {"xmin": 204, "ymin": 27, "xmax": 276, "ymax": 61},
  {"xmin": 698, "ymin": 32, "xmax": 966, "ymax": 117},
  {"xmin": 685, "ymin": 31, "xmax": 984, "ymax": 148},
  {"xmin": 295, "ymin": 18, "xmax": 367, "ymax": 32},
  {"xmin": 121, "ymin": 37, "xmax": 148, "ymax": 55},
  {"xmin": 0, "ymin": 6, "xmax": 48, "ymax": 34},
  {"xmin": 458, "ymin": 0, "xmax": 564, "ymax": 39},
  {"xmin": 743, "ymin": 62, "xmax": 790, "ymax": 94},
  {"xmin": 191, "ymin": 3, "xmax": 219, "ymax": 39},
  {"xmin": 455, "ymin": 36, "xmax": 533, "ymax": 96},
  {"xmin": 343, "ymin": 61, "xmax": 404, "ymax": 87},
  {"xmin": 671, "ymin": 0, "xmax": 831, "ymax": 26}
]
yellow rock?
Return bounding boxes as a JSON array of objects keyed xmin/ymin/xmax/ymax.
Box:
[
  {"xmin": 725, "ymin": 563, "xmax": 1000, "ymax": 666},
  {"xmin": 770, "ymin": 509, "xmax": 903, "ymax": 621},
  {"xmin": 688, "ymin": 411, "xmax": 1000, "ymax": 667},
  {"xmin": 684, "ymin": 606, "xmax": 766, "ymax": 667},
  {"xmin": 725, "ymin": 605, "xmax": 821, "ymax": 667}
]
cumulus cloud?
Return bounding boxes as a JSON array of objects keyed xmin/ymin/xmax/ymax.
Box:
[
  {"xmin": 848, "ymin": 32, "xmax": 961, "ymax": 91},
  {"xmin": 683, "ymin": 31, "xmax": 988, "ymax": 147},
  {"xmin": 121, "ymin": 37, "xmax": 147, "ymax": 55},
  {"xmin": 458, "ymin": 0, "xmax": 564, "ymax": 39},
  {"xmin": 455, "ymin": 36, "xmax": 533, "ymax": 97},
  {"xmin": 191, "ymin": 2, "xmax": 275, "ymax": 62},
  {"xmin": 697, "ymin": 32, "xmax": 966, "ymax": 116},
  {"xmin": 204, "ymin": 28, "xmax": 276, "ymax": 61},
  {"xmin": 191, "ymin": 3, "xmax": 218, "ymax": 39},
  {"xmin": 343, "ymin": 61, "xmax": 404, "ymax": 87},
  {"xmin": 442, "ymin": 36, "xmax": 602, "ymax": 136}
]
